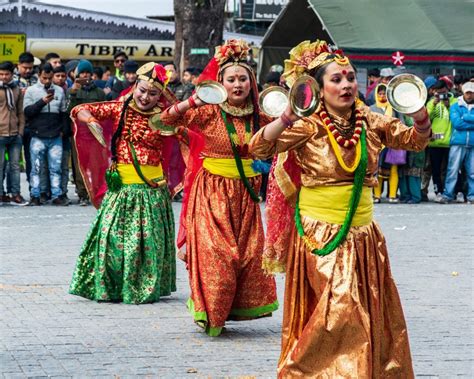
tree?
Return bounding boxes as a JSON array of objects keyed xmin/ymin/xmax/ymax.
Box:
[{"xmin": 174, "ymin": 0, "xmax": 227, "ymax": 73}]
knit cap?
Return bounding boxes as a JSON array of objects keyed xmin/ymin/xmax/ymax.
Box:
[
  {"xmin": 65, "ymin": 60, "xmax": 79, "ymax": 75},
  {"xmin": 75, "ymin": 59, "xmax": 94, "ymax": 75},
  {"xmin": 424, "ymin": 76, "xmax": 437, "ymax": 90}
]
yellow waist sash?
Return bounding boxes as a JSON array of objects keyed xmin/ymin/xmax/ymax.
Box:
[
  {"xmin": 117, "ymin": 163, "xmax": 163, "ymax": 184},
  {"xmin": 203, "ymin": 158, "xmax": 260, "ymax": 179},
  {"xmin": 299, "ymin": 185, "xmax": 373, "ymax": 226}
]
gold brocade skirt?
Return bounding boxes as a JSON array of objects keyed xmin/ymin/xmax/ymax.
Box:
[
  {"xmin": 185, "ymin": 168, "xmax": 278, "ymax": 336},
  {"xmin": 279, "ymin": 216, "xmax": 414, "ymax": 378}
]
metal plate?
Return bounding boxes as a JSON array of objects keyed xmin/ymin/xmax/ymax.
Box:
[
  {"xmin": 387, "ymin": 74, "xmax": 427, "ymax": 114},
  {"xmin": 87, "ymin": 122, "xmax": 106, "ymax": 147},
  {"xmin": 289, "ymin": 74, "xmax": 320, "ymax": 117},
  {"xmin": 259, "ymin": 86, "xmax": 289, "ymax": 117},
  {"xmin": 196, "ymin": 80, "xmax": 227, "ymax": 104},
  {"xmin": 148, "ymin": 114, "xmax": 176, "ymax": 136}
]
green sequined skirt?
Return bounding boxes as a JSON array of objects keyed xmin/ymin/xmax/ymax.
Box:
[{"xmin": 69, "ymin": 183, "xmax": 177, "ymax": 304}]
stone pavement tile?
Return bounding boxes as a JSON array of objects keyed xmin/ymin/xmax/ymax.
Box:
[
  {"xmin": 3, "ymin": 374, "xmax": 29, "ymax": 379},
  {"xmin": 1, "ymin": 191, "xmax": 472, "ymax": 377}
]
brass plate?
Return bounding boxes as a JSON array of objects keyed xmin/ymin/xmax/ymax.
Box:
[
  {"xmin": 259, "ymin": 86, "xmax": 289, "ymax": 117},
  {"xmin": 387, "ymin": 74, "xmax": 427, "ymax": 114},
  {"xmin": 87, "ymin": 122, "xmax": 106, "ymax": 147},
  {"xmin": 148, "ymin": 114, "xmax": 175, "ymax": 136},
  {"xmin": 289, "ymin": 75, "xmax": 320, "ymax": 117},
  {"xmin": 196, "ymin": 80, "xmax": 227, "ymax": 104}
]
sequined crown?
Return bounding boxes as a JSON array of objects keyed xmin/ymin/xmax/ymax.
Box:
[
  {"xmin": 214, "ymin": 39, "xmax": 250, "ymax": 67},
  {"xmin": 282, "ymin": 40, "xmax": 350, "ymax": 87}
]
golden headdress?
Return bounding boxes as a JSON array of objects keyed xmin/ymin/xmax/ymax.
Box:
[
  {"xmin": 213, "ymin": 39, "xmax": 254, "ymax": 76},
  {"xmin": 282, "ymin": 40, "xmax": 350, "ymax": 87},
  {"xmin": 136, "ymin": 62, "xmax": 171, "ymax": 91}
]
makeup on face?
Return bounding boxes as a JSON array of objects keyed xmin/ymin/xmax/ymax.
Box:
[
  {"xmin": 320, "ymin": 62, "xmax": 358, "ymax": 116},
  {"xmin": 222, "ymin": 65, "xmax": 251, "ymax": 106},
  {"xmin": 133, "ymin": 81, "xmax": 161, "ymax": 110}
]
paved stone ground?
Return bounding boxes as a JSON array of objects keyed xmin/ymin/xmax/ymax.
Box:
[{"xmin": 0, "ymin": 178, "xmax": 472, "ymax": 378}]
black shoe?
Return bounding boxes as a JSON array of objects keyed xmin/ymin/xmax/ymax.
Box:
[
  {"xmin": 1, "ymin": 194, "xmax": 11, "ymax": 203},
  {"xmin": 28, "ymin": 197, "xmax": 41, "ymax": 206},
  {"xmin": 78, "ymin": 197, "xmax": 90, "ymax": 206},
  {"xmin": 40, "ymin": 193, "xmax": 49, "ymax": 204},
  {"xmin": 52, "ymin": 197, "xmax": 69, "ymax": 206},
  {"xmin": 59, "ymin": 194, "xmax": 71, "ymax": 205}
]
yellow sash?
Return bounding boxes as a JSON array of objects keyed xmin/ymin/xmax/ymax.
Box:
[
  {"xmin": 299, "ymin": 185, "xmax": 373, "ymax": 226},
  {"xmin": 117, "ymin": 163, "xmax": 163, "ymax": 184},
  {"xmin": 203, "ymin": 158, "xmax": 260, "ymax": 179}
]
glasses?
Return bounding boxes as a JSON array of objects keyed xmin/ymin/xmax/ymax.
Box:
[{"xmin": 115, "ymin": 59, "xmax": 126, "ymax": 63}]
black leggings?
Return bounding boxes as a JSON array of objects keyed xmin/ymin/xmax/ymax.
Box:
[{"xmin": 429, "ymin": 147, "xmax": 449, "ymax": 194}]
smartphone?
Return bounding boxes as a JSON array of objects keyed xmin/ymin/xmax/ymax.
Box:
[
  {"xmin": 46, "ymin": 88, "xmax": 55, "ymax": 96},
  {"xmin": 75, "ymin": 78, "xmax": 90, "ymax": 86}
]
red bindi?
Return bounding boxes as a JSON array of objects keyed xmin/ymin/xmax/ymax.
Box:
[{"xmin": 341, "ymin": 69, "xmax": 347, "ymax": 75}]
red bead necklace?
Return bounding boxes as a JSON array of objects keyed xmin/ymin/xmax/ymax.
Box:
[{"xmin": 320, "ymin": 108, "xmax": 363, "ymax": 148}]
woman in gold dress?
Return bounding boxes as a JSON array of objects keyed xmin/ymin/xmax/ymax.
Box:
[
  {"xmin": 249, "ymin": 40, "xmax": 431, "ymax": 377},
  {"xmin": 159, "ymin": 39, "xmax": 278, "ymax": 337}
]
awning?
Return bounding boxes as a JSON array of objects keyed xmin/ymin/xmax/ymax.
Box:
[{"xmin": 260, "ymin": 0, "xmax": 474, "ymax": 78}]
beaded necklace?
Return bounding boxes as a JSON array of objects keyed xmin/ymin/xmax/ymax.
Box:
[{"xmin": 320, "ymin": 107, "xmax": 363, "ymax": 148}]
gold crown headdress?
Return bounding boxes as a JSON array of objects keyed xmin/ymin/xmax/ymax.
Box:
[
  {"xmin": 214, "ymin": 39, "xmax": 253, "ymax": 76},
  {"xmin": 282, "ymin": 40, "xmax": 350, "ymax": 87},
  {"xmin": 136, "ymin": 62, "xmax": 171, "ymax": 91}
]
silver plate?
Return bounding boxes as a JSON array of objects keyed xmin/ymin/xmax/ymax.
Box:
[
  {"xmin": 259, "ymin": 86, "xmax": 289, "ymax": 117},
  {"xmin": 196, "ymin": 80, "xmax": 227, "ymax": 104},
  {"xmin": 387, "ymin": 74, "xmax": 427, "ymax": 114}
]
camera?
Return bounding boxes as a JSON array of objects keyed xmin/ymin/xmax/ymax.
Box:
[{"xmin": 438, "ymin": 93, "xmax": 448, "ymax": 100}]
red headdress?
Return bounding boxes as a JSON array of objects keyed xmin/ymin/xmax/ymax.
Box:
[{"xmin": 197, "ymin": 39, "xmax": 260, "ymax": 116}]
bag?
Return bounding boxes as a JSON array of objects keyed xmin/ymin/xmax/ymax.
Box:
[{"xmin": 385, "ymin": 148, "xmax": 407, "ymax": 165}]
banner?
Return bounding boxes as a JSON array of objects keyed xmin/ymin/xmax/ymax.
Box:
[{"xmin": 27, "ymin": 39, "xmax": 175, "ymax": 61}]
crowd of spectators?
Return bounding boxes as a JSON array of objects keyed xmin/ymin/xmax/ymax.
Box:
[{"xmin": 1, "ymin": 51, "xmax": 473, "ymax": 206}]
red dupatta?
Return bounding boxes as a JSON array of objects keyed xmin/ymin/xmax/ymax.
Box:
[{"xmin": 72, "ymin": 96, "xmax": 184, "ymax": 209}]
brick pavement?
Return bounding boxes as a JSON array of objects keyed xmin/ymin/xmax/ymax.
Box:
[{"xmin": 0, "ymin": 182, "xmax": 472, "ymax": 378}]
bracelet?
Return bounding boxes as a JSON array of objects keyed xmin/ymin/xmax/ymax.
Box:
[
  {"xmin": 415, "ymin": 124, "xmax": 431, "ymax": 133},
  {"xmin": 173, "ymin": 103, "xmax": 183, "ymax": 115},
  {"xmin": 413, "ymin": 110, "xmax": 429, "ymax": 126},
  {"xmin": 280, "ymin": 113, "xmax": 294, "ymax": 128},
  {"xmin": 188, "ymin": 96, "xmax": 197, "ymax": 108}
]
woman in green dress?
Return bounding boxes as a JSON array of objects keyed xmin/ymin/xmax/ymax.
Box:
[{"xmin": 69, "ymin": 62, "xmax": 182, "ymax": 304}]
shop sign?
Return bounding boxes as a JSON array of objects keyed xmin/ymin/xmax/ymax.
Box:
[
  {"xmin": 27, "ymin": 38, "xmax": 175, "ymax": 61},
  {"xmin": 254, "ymin": 0, "xmax": 289, "ymax": 20},
  {"xmin": 0, "ymin": 33, "xmax": 26, "ymax": 63}
]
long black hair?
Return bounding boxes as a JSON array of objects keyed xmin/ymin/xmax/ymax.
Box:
[{"xmin": 110, "ymin": 95, "xmax": 134, "ymax": 161}]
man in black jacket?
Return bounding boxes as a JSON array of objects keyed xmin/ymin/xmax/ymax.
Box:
[{"xmin": 23, "ymin": 63, "xmax": 68, "ymax": 206}]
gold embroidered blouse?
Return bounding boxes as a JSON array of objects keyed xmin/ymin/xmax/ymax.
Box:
[{"xmin": 249, "ymin": 105, "xmax": 431, "ymax": 187}]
